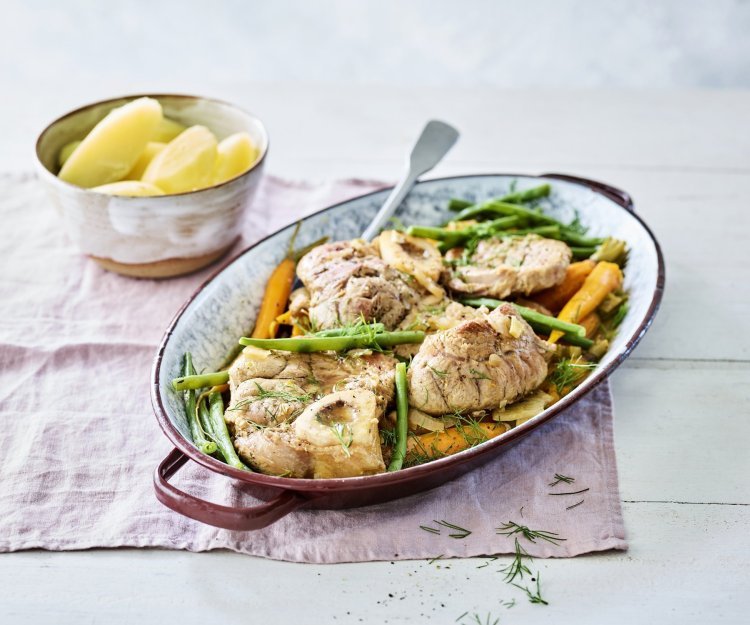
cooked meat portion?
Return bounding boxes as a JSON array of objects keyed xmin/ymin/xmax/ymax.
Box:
[
  {"xmin": 288, "ymin": 287, "xmax": 310, "ymax": 319},
  {"xmin": 226, "ymin": 378, "xmax": 311, "ymax": 435},
  {"xmin": 228, "ymin": 346, "xmax": 397, "ymax": 411},
  {"xmin": 408, "ymin": 304, "xmax": 554, "ymax": 415},
  {"xmin": 296, "ymin": 239, "xmax": 419, "ymax": 330},
  {"xmin": 234, "ymin": 425, "xmax": 310, "ymax": 477},
  {"xmin": 377, "ymin": 230, "xmax": 445, "ymax": 298},
  {"xmin": 443, "ymin": 234, "xmax": 571, "ymax": 299},
  {"xmin": 234, "ymin": 390, "xmax": 385, "ymax": 478},
  {"xmin": 394, "ymin": 301, "xmax": 485, "ymax": 360}
]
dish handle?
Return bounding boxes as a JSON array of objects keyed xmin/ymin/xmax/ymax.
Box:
[
  {"xmin": 542, "ymin": 173, "xmax": 635, "ymax": 213},
  {"xmin": 154, "ymin": 448, "xmax": 303, "ymax": 530}
]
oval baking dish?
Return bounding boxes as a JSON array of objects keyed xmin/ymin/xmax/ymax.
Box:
[{"xmin": 151, "ymin": 173, "xmax": 665, "ymax": 530}]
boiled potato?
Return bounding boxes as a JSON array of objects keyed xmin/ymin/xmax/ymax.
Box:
[
  {"xmin": 213, "ymin": 132, "xmax": 258, "ymax": 184},
  {"xmin": 152, "ymin": 117, "xmax": 186, "ymax": 142},
  {"xmin": 58, "ymin": 97, "xmax": 163, "ymax": 188},
  {"xmin": 57, "ymin": 140, "xmax": 82, "ymax": 168},
  {"xmin": 125, "ymin": 142, "xmax": 166, "ymax": 180},
  {"xmin": 91, "ymin": 181, "xmax": 165, "ymax": 197},
  {"xmin": 142, "ymin": 125, "xmax": 217, "ymax": 194}
]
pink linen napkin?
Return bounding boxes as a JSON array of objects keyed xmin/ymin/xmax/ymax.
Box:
[{"xmin": 0, "ymin": 172, "xmax": 626, "ymax": 562}]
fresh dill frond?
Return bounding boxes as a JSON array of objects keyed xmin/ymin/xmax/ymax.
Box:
[
  {"xmin": 379, "ymin": 426, "xmax": 397, "ymax": 448},
  {"xmin": 500, "ymin": 537, "xmax": 532, "ymax": 582},
  {"xmin": 428, "ymin": 554, "xmax": 445, "ymax": 564},
  {"xmin": 253, "ymin": 382, "xmax": 313, "ymax": 404},
  {"xmin": 469, "ymin": 368, "xmax": 491, "ymax": 381},
  {"xmin": 435, "ymin": 519, "xmax": 472, "ymax": 539},
  {"xmin": 548, "ymin": 473, "xmax": 575, "ymax": 487},
  {"xmin": 456, "ymin": 612, "xmax": 500, "ymax": 625},
  {"xmin": 476, "ymin": 556, "xmax": 499, "ymax": 569},
  {"xmin": 548, "ymin": 487, "xmax": 590, "ymax": 496},
  {"xmin": 496, "ymin": 521, "xmax": 566, "ymax": 546},
  {"xmin": 566, "ymin": 210, "xmax": 588, "ymax": 235},
  {"xmin": 420, "ymin": 525, "xmax": 441, "ymax": 535},
  {"xmin": 566, "ymin": 499, "xmax": 585, "ymax": 510},
  {"xmin": 329, "ymin": 422, "xmax": 353, "ymax": 457},
  {"xmin": 428, "ymin": 365, "xmax": 448, "ymax": 378},
  {"xmin": 512, "ymin": 573, "xmax": 549, "ymax": 606},
  {"xmin": 549, "ymin": 358, "xmax": 596, "ymax": 394}
]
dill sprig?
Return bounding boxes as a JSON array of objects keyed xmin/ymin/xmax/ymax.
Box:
[
  {"xmin": 548, "ymin": 487, "xmax": 589, "ymax": 496},
  {"xmin": 436, "ymin": 519, "xmax": 472, "ymax": 539},
  {"xmin": 420, "ymin": 520, "xmax": 472, "ymax": 539},
  {"xmin": 469, "ymin": 368, "xmax": 491, "ymax": 381},
  {"xmin": 566, "ymin": 499, "xmax": 585, "ymax": 510},
  {"xmin": 496, "ymin": 521, "xmax": 566, "ymax": 546},
  {"xmin": 228, "ymin": 383, "xmax": 313, "ymax": 412},
  {"xmin": 500, "ymin": 537, "xmax": 532, "ymax": 582},
  {"xmin": 428, "ymin": 365, "xmax": 449, "ymax": 378},
  {"xmin": 548, "ymin": 473, "xmax": 575, "ymax": 487},
  {"xmin": 456, "ymin": 612, "xmax": 500, "ymax": 625},
  {"xmin": 512, "ymin": 573, "xmax": 549, "ymax": 605},
  {"xmin": 428, "ymin": 554, "xmax": 444, "ymax": 564},
  {"xmin": 549, "ymin": 358, "xmax": 596, "ymax": 394},
  {"xmin": 329, "ymin": 422, "xmax": 353, "ymax": 457}
]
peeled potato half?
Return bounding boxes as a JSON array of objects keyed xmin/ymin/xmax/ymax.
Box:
[
  {"xmin": 58, "ymin": 97, "xmax": 163, "ymax": 188},
  {"xmin": 142, "ymin": 125, "xmax": 218, "ymax": 194},
  {"xmin": 213, "ymin": 132, "xmax": 258, "ymax": 184}
]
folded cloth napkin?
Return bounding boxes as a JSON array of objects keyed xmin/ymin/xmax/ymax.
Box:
[{"xmin": 0, "ymin": 173, "xmax": 626, "ymax": 562}]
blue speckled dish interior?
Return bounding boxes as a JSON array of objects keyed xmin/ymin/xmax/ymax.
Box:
[{"xmin": 157, "ymin": 175, "xmax": 661, "ymax": 447}]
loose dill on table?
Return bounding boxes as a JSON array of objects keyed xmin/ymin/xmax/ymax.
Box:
[
  {"xmin": 548, "ymin": 473, "xmax": 575, "ymax": 487},
  {"xmin": 547, "ymin": 487, "xmax": 589, "ymax": 496},
  {"xmin": 496, "ymin": 521, "xmax": 566, "ymax": 546},
  {"xmin": 566, "ymin": 499, "xmax": 585, "ymax": 510},
  {"xmin": 500, "ymin": 537, "xmax": 532, "ymax": 583},
  {"xmin": 512, "ymin": 573, "xmax": 549, "ymax": 606},
  {"xmin": 420, "ymin": 520, "xmax": 472, "ymax": 539}
]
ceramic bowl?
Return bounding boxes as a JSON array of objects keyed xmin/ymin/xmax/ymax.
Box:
[
  {"xmin": 35, "ymin": 94, "xmax": 269, "ymax": 278},
  {"xmin": 151, "ymin": 173, "xmax": 665, "ymax": 530}
]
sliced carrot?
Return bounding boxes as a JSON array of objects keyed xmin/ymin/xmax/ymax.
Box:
[
  {"xmin": 549, "ymin": 261, "xmax": 623, "ymax": 343},
  {"xmin": 406, "ymin": 421, "xmax": 509, "ymax": 461},
  {"xmin": 579, "ymin": 311, "xmax": 601, "ymax": 339},
  {"xmin": 251, "ymin": 257, "xmax": 296, "ymax": 339},
  {"xmin": 532, "ymin": 260, "xmax": 596, "ymax": 314}
]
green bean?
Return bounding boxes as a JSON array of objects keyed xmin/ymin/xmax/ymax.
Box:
[
  {"xmin": 448, "ymin": 198, "xmax": 474, "ymax": 211},
  {"xmin": 526, "ymin": 321, "xmax": 594, "ymax": 348},
  {"xmin": 172, "ymin": 371, "xmax": 230, "ymax": 392},
  {"xmin": 447, "ymin": 184, "xmax": 551, "ymax": 211},
  {"xmin": 239, "ymin": 331, "xmax": 425, "ymax": 353},
  {"xmin": 388, "ymin": 362, "xmax": 409, "ymax": 472},
  {"xmin": 451, "ymin": 200, "xmax": 559, "ymax": 225},
  {"xmin": 499, "ymin": 183, "xmax": 551, "ymax": 204},
  {"xmin": 314, "ymin": 323, "xmax": 386, "ymax": 337},
  {"xmin": 182, "ymin": 354, "xmax": 218, "ymax": 455},
  {"xmin": 205, "ymin": 391, "xmax": 250, "ymax": 471},
  {"xmin": 460, "ymin": 298, "xmax": 586, "ymax": 337},
  {"xmin": 569, "ymin": 246, "xmax": 597, "ymax": 259},
  {"xmin": 556, "ymin": 228, "xmax": 604, "ymax": 247}
]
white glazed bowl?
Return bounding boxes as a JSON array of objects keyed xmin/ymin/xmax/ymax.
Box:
[{"xmin": 35, "ymin": 94, "xmax": 269, "ymax": 278}]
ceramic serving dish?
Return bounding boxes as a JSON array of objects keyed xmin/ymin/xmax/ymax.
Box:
[
  {"xmin": 151, "ymin": 173, "xmax": 665, "ymax": 530},
  {"xmin": 35, "ymin": 94, "xmax": 269, "ymax": 278}
]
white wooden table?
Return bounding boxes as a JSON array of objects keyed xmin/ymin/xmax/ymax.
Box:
[{"xmin": 1, "ymin": 86, "xmax": 748, "ymax": 624}]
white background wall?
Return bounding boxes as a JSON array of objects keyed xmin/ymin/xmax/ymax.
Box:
[
  {"xmin": 2, "ymin": 0, "xmax": 748, "ymax": 89},
  {"xmin": 1, "ymin": 0, "xmax": 748, "ymax": 174}
]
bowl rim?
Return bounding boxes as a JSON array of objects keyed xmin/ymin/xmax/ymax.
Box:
[
  {"xmin": 150, "ymin": 172, "xmax": 666, "ymax": 493},
  {"xmin": 34, "ymin": 92, "xmax": 270, "ymax": 199}
]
